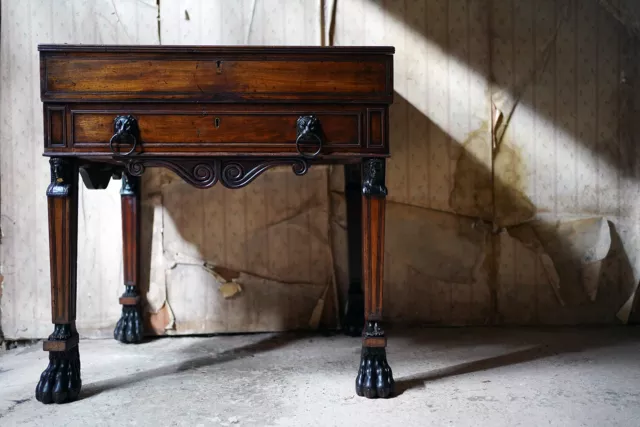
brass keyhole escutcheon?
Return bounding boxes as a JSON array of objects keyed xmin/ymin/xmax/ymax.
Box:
[
  {"xmin": 214, "ymin": 117, "xmax": 221, "ymax": 128},
  {"xmin": 216, "ymin": 60, "xmax": 222, "ymax": 74}
]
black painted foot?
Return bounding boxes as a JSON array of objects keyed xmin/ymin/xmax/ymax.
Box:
[
  {"xmin": 343, "ymin": 290, "xmax": 364, "ymax": 337},
  {"xmin": 114, "ymin": 305, "xmax": 144, "ymax": 343},
  {"xmin": 35, "ymin": 346, "xmax": 82, "ymax": 404},
  {"xmin": 355, "ymin": 347, "xmax": 394, "ymax": 398}
]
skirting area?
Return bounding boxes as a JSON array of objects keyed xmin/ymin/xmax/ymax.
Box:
[{"xmin": 1, "ymin": 327, "xmax": 639, "ymax": 426}]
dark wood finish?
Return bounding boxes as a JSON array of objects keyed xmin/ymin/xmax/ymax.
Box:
[
  {"xmin": 114, "ymin": 174, "xmax": 144, "ymax": 344},
  {"xmin": 362, "ymin": 337, "xmax": 387, "ymax": 348},
  {"xmin": 37, "ymin": 44, "xmax": 394, "ymax": 403},
  {"xmin": 46, "ymin": 158, "xmax": 79, "ymax": 326},
  {"xmin": 78, "ymin": 163, "xmax": 116, "ymax": 189},
  {"xmin": 40, "ymin": 45, "xmax": 393, "ymax": 103},
  {"xmin": 120, "ymin": 174, "xmax": 140, "ymax": 289},
  {"xmin": 355, "ymin": 158, "xmax": 394, "ymax": 398},
  {"xmin": 123, "ymin": 157, "xmax": 309, "ymax": 189},
  {"xmin": 43, "ymin": 333, "xmax": 79, "ymax": 352},
  {"xmin": 342, "ymin": 163, "xmax": 364, "ymax": 337},
  {"xmin": 37, "ymin": 159, "xmax": 82, "ymax": 404},
  {"xmin": 44, "ymin": 103, "xmax": 388, "ymax": 158}
]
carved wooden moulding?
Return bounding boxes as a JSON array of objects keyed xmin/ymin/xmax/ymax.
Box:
[{"xmin": 122, "ymin": 157, "xmax": 310, "ymax": 189}]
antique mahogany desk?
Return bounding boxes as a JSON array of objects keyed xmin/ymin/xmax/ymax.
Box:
[{"xmin": 36, "ymin": 44, "xmax": 395, "ymax": 404}]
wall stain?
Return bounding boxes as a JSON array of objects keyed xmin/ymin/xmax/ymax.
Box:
[
  {"xmin": 493, "ymin": 138, "xmax": 536, "ymax": 228},
  {"xmin": 449, "ymin": 121, "xmax": 493, "ymax": 222}
]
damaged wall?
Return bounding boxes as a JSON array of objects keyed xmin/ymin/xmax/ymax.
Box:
[
  {"xmin": 0, "ymin": 0, "xmax": 339, "ymax": 340},
  {"xmin": 0, "ymin": 0, "xmax": 159, "ymax": 339},
  {"xmin": 2, "ymin": 0, "xmax": 640, "ymax": 340},
  {"xmin": 331, "ymin": 0, "xmax": 640, "ymax": 325},
  {"xmin": 145, "ymin": 0, "xmax": 338, "ymax": 335}
]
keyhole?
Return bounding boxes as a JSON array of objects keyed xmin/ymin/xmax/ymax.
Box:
[
  {"xmin": 216, "ymin": 60, "xmax": 222, "ymax": 74},
  {"xmin": 214, "ymin": 117, "xmax": 220, "ymax": 128}
]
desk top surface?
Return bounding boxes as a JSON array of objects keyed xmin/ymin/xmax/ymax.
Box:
[{"xmin": 38, "ymin": 44, "xmax": 395, "ymax": 55}]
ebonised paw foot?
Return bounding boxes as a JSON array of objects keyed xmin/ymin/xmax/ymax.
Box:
[
  {"xmin": 343, "ymin": 291, "xmax": 364, "ymax": 337},
  {"xmin": 35, "ymin": 346, "xmax": 82, "ymax": 404},
  {"xmin": 114, "ymin": 305, "xmax": 143, "ymax": 343},
  {"xmin": 355, "ymin": 347, "xmax": 394, "ymax": 398}
]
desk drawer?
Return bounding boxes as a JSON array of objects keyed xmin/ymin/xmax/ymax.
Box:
[{"xmin": 55, "ymin": 104, "xmax": 390, "ymax": 157}]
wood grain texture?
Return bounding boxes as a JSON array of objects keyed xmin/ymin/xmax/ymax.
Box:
[
  {"xmin": 64, "ymin": 106, "xmax": 380, "ymax": 157},
  {"xmin": 46, "ymin": 159, "xmax": 79, "ymax": 324},
  {"xmin": 41, "ymin": 47, "xmax": 394, "ymax": 103},
  {"xmin": 361, "ymin": 162, "xmax": 388, "ymax": 325},
  {"xmin": 73, "ymin": 111, "xmax": 360, "ymax": 146},
  {"xmin": 44, "ymin": 105, "xmax": 389, "ymax": 159},
  {"xmin": 43, "ymin": 333, "xmax": 79, "ymax": 351},
  {"xmin": 362, "ymin": 196, "xmax": 385, "ymax": 320},
  {"xmin": 121, "ymin": 176, "xmax": 140, "ymax": 289}
]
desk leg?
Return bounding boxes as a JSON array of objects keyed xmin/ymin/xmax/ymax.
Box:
[
  {"xmin": 36, "ymin": 158, "xmax": 82, "ymax": 404},
  {"xmin": 114, "ymin": 173, "xmax": 144, "ymax": 343},
  {"xmin": 355, "ymin": 158, "xmax": 394, "ymax": 399},
  {"xmin": 343, "ymin": 163, "xmax": 364, "ymax": 336}
]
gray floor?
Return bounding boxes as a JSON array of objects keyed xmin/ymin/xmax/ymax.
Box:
[{"xmin": 0, "ymin": 327, "xmax": 639, "ymax": 426}]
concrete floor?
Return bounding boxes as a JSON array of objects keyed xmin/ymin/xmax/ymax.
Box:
[{"xmin": 0, "ymin": 327, "xmax": 639, "ymax": 426}]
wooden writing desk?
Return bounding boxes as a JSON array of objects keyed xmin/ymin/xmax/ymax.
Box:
[{"xmin": 36, "ymin": 44, "xmax": 395, "ymax": 403}]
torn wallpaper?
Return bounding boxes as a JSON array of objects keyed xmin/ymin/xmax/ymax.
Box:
[{"xmin": 2, "ymin": 0, "xmax": 640, "ymax": 340}]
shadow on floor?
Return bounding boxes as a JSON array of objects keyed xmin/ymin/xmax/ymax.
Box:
[
  {"xmin": 392, "ymin": 326, "xmax": 640, "ymax": 396},
  {"xmin": 395, "ymin": 344, "xmax": 548, "ymax": 395},
  {"xmin": 80, "ymin": 333, "xmax": 303, "ymax": 400},
  {"xmin": 80, "ymin": 327, "xmax": 640, "ymax": 400}
]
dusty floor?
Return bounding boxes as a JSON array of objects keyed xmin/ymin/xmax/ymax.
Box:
[{"xmin": 0, "ymin": 327, "xmax": 639, "ymax": 426}]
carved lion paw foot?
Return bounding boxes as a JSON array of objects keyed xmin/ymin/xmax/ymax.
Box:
[
  {"xmin": 355, "ymin": 347, "xmax": 394, "ymax": 398},
  {"xmin": 342, "ymin": 291, "xmax": 364, "ymax": 337},
  {"xmin": 114, "ymin": 305, "xmax": 144, "ymax": 344},
  {"xmin": 35, "ymin": 347, "xmax": 82, "ymax": 404}
]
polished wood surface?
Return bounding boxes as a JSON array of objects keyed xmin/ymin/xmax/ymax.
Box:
[
  {"xmin": 114, "ymin": 174, "xmax": 144, "ymax": 344},
  {"xmin": 46, "ymin": 158, "xmax": 79, "ymax": 325},
  {"xmin": 45, "ymin": 103, "xmax": 387, "ymax": 158},
  {"xmin": 120, "ymin": 177, "xmax": 140, "ymax": 290},
  {"xmin": 37, "ymin": 44, "xmax": 395, "ymax": 404},
  {"xmin": 362, "ymin": 196, "xmax": 385, "ymax": 320},
  {"xmin": 66, "ymin": 106, "xmax": 371, "ymax": 156},
  {"xmin": 40, "ymin": 45, "xmax": 393, "ymax": 103}
]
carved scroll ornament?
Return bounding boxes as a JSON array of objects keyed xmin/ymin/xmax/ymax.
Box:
[{"xmin": 122, "ymin": 157, "xmax": 309, "ymax": 189}]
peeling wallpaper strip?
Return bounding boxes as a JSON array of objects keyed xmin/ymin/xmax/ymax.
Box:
[{"xmin": 332, "ymin": 0, "xmax": 640, "ymax": 325}]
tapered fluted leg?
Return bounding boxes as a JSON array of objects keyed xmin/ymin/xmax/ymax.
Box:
[
  {"xmin": 114, "ymin": 173, "xmax": 144, "ymax": 343},
  {"xmin": 36, "ymin": 158, "xmax": 82, "ymax": 404},
  {"xmin": 355, "ymin": 158, "xmax": 394, "ymax": 399}
]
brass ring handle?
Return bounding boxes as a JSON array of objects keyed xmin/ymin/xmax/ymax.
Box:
[
  {"xmin": 109, "ymin": 115, "xmax": 139, "ymax": 156},
  {"xmin": 295, "ymin": 115, "xmax": 322, "ymax": 159}
]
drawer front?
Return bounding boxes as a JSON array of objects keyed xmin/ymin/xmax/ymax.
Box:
[
  {"xmin": 42, "ymin": 55, "xmax": 393, "ymax": 103},
  {"xmin": 46, "ymin": 104, "xmax": 388, "ymax": 157}
]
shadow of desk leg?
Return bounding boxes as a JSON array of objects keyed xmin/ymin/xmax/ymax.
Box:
[
  {"xmin": 355, "ymin": 158, "xmax": 394, "ymax": 399},
  {"xmin": 343, "ymin": 162, "xmax": 365, "ymax": 336},
  {"xmin": 114, "ymin": 173, "xmax": 144, "ymax": 344},
  {"xmin": 35, "ymin": 158, "xmax": 82, "ymax": 405}
]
